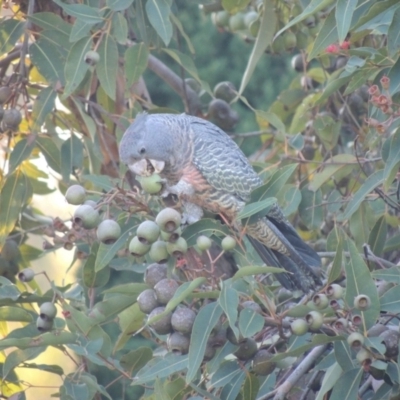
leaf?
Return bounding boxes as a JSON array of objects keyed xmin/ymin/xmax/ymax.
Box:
[
  {"xmin": 344, "ymin": 236, "xmax": 380, "ymax": 331},
  {"xmin": 238, "ymin": 0, "xmax": 276, "ymax": 96},
  {"xmin": 107, "ymin": 0, "xmax": 135, "ymax": 11},
  {"xmin": 60, "ymin": 134, "xmax": 84, "ymax": 183},
  {"xmin": 299, "ymin": 187, "xmax": 323, "ymax": 230},
  {"xmin": 36, "ymin": 136, "xmax": 62, "ymax": 173},
  {"xmin": 329, "ymin": 367, "xmax": 363, "ymax": 400},
  {"xmin": 238, "ymin": 308, "xmax": 264, "ymax": 338},
  {"xmin": 210, "ymin": 361, "xmax": 242, "ymax": 389},
  {"xmin": 29, "ymin": 39, "xmax": 66, "ymax": 84},
  {"xmin": 125, "ymin": 44, "xmax": 149, "ymax": 87},
  {"xmin": 328, "ymin": 235, "xmax": 343, "ymax": 284},
  {"xmin": 162, "ymin": 48, "xmax": 202, "ymax": 82},
  {"xmin": 220, "ymin": 370, "xmax": 246, "ymax": 400},
  {"xmin": 0, "ymin": 306, "xmax": 33, "ymax": 323},
  {"xmin": 83, "ymin": 247, "xmax": 111, "ymax": 288},
  {"xmin": 249, "ymin": 164, "xmax": 297, "ymax": 203},
  {"xmin": 373, "ymin": 267, "xmax": 400, "ymax": 284},
  {"xmin": 313, "ymin": 112, "xmax": 342, "ymax": 151},
  {"xmin": 111, "ymin": 12, "xmax": 128, "ymax": 44},
  {"xmin": 3, "ymin": 347, "xmax": 46, "ymax": 378},
  {"xmin": 133, "ymin": 354, "xmax": 188, "ymax": 386},
  {"xmin": 70, "ymin": 19, "xmax": 94, "ymax": 43},
  {"xmin": 368, "ymin": 216, "xmax": 387, "ymax": 257},
  {"xmin": 120, "ymin": 347, "xmax": 153, "ymax": 374},
  {"xmin": 222, "ymin": 0, "xmax": 249, "ymax": 13},
  {"xmin": 8, "ymin": 138, "xmax": 35, "ymax": 175},
  {"xmin": 242, "ymin": 373, "xmax": 259, "ymax": 400},
  {"xmin": 97, "ymin": 34, "xmax": 118, "ymax": 100},
  {"xmin": 336, "ymin": 0, "xmax": 358, "ymax": 44},
  {"xmin": 95, "ymin": 225, "xmax": 135, "ymax": 272},
  {"xmin": 274, "ymin": 0, "xmax": 334, "ymax": 38},
  {"xmin": 187, "ymin": 302, "xmax": 223, "ymax": 383},
  {"xmin": 334, "ymin": 340, "xmax": 354, "ymax": 372},
  {"xmin": 32, "ymin": 86, "xmax": 57, "ymax": 133},
  {"xmin": 341, "ymin": 169, "xmax": 384, "ymax": 220},
  {"xmin": 0, "ymin": 171, "xmax": 31, "ymax": 247},
  {"xmin": 219, "ymin": 283, "xmax": 239, "ymax": 340},
  {"xmin": 182, "ymin": 218, "xmax": 231, "ymax": 247},
  {"xmin": 309, "ymin": 154, "xmax": 356, "ymax": 191},
  {"xmin": 236, "ymin": 197, "xmax": 276, "ymax": 224},
  {"xmin": 63, "ymin": 36, "xmax": 93, "ymax": 98},
  {"xmin": 52, "ymin": 0, "xmax": 105, "ymax": 24},
  {"xmin": 145, "ymin": 0, "xmax": 173, "ymax": 46},
  {"xmin": 316, "ymin": 75, "xmax": 352, "ymax": 105},
  {"xmin": 165, "ymin": 278, "xmax": 206, "ymax": 313},
  {"xmin": 309, "ymin": 10, "xmax": 337, "ymax": 60},
  {"xmin": 315, "ymin": 362, "xmax": 343, "ymax": 400},
  {"xmin": 383, "ymin": 127, "xmax": 400, "ymax": 191},
  {"xmin": 380, "ymin": 286, "xmax": 400, "ymax": 313},
  {"xmin": 352, "ymin": 0, "xmax": 400, "ymax": 31},
  {"xmin": 232, "ymin": 265, "xmax": 284, "ymax": 280},
  {"xmin": 0, "ymin": 19, "xmax": 26, "ymax": 54},
  {"xmin": 388, "ymin": 7, "xmax": 400, "ymax": 57},
  {"xmin": 28, "ymin": 12, "xmax": 72, "ymax": 35}
]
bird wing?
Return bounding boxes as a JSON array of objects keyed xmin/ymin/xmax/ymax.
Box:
[{"xmin": 189, "ymin": 117, "xmax": 262, "ymax": 202}]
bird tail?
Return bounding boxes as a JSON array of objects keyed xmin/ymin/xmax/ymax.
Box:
[{"xmin": 247, "ymin": 218, "xmax": 322, "ymax": 293}]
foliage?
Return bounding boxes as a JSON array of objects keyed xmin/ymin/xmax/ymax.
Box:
[{"xmin": 0, "ymin": 0, "xmax": 400, "ymax": 399}]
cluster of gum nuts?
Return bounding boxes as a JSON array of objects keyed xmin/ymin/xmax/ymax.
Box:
[{"xmin": 138, "ymin": 262, "xmax": 278, "ymax": 374}]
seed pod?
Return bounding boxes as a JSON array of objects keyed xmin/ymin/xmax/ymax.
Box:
[
  {"xmin": 154, "ymin": 278, "xmax": 179, "ymax": 304},
  {"xmin": 96, "ymin": 219, "xmax": 121, "ymax": 244},
  {"xmin": 137, "ymin": 289, "xmax": 159, "ymax": 314},
  {"xmin": 65, "ymin": 185, "xmax": 86, "ymax": 205},
  {"xmin": 306, "ymin": 310, "xmax": 323, "ymax": 330},
  {"xmin": 156, "ymin": 208, "xmax": 182, "ymax": 232},
  {"xmin": 73, "ymin": 205, "xmax": 99, "ymax": 229},
  {"xmin": 137, "ymin": 220, "xmax": 160, "ymax": 244},
  {"xmin": 221, "ymin": 235, "xmax": 236, "ymax": 251},
  {"xmin": 171, "ymin": 306, "xmax": 196, "ymax": 334},
  {"xmin": 18, "ymin": 268, "xmax": 35, "ymax": 282},
  {"xmin": 167, "ymin": 332, "xmax": 190, "ymax": 355},
  {"xmin": 36, "ymin": 316, "xmax": 53, "ymax": 332},
  {"xmin": 252, "ymin": 349, "xmax": 276, "ymax": 375},
  {"xmin": 39, "ymin": 302, "xmax": 57, "ymax": 321},
  {"xmin": 353, "ymin": 294, "xmax": 371, "ymax": 311},
  {"xmin": 149, "ymin": 241, "xmax": 169, "ymax": 263},
  {"xmin": 347, "ymin": 331, "xmax": 364, "ymax": 347},
  {"xmin": 129, "ymin": 236, "xmax": 150, "ymax": 257},
  {"xmin": 144, "ymin": 263, "xmax": 168, "ymax": 288},
  {"xmin": 148, "ymin": 306, "xmax": 173, "ymax": 335},
  {"xmin": 290, "ymin": 319, "xmax": 309, "ymax": 336}
]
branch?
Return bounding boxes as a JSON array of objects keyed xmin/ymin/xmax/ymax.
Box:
[
  {"xmin": 318, "ymin": 251, "xmax": 396, "ymax": 269},
  {"xmin": 147, "ymin": 54, "xmax": 202, "ymax": 116}
]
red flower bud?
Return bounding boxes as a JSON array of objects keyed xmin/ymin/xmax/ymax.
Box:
[
  {"xmin": 380, "ymin": 75, "xmax": 390, "ymax": 90},
  {"xmin": 326, "ymin": 44, "xmax": 340, "ymax": 53},
  {"xmin": 340, "ymin": 41, "xmax": 350, "ymax": 50},
  {"xmin": 368, "ymin": 85, "xmax": 380, "ymax": 96}
]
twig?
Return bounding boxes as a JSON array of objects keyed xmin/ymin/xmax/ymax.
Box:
[
  {"xmin": 147, "ymin": 54, "xmax": 202, "ymax": 115},
  {"xmin": 271, "ymin": 345, "xmax": 327, "ymax": 400},
  {"xmin": 318, "ymin": 251, "xmax": 395, "ymax": 269}
]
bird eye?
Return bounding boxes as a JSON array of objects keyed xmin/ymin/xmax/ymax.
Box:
[{"xmin": 139, "ymin": 147, "xmax": 146, "ymax": 155}]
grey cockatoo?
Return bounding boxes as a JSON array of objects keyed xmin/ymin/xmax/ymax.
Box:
[{"xmin": 119, "ymin": 113, "xmax": 322, "ymax": 292}]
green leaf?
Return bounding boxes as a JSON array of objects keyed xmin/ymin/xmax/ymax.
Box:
[
  {"xmin": 3, "ymin": 346, "xmax": 46, "ymax": 378},
  {"xmin": 29, "ymin": 39, "xmax": 66, "ymax": 84},
  {"xmin": 233, "ymin": 265, "xmax": 284, "ymax": 280},
  {"xmin": 187, "ymin": 302, "xmax": 223, "ymax": 383},
  {"xmin": 219, "ymin": 282, "xmax": 239, "ymax": 339},
  {"xmin": 70, "ymin": 19, "xmax": 94, "ymax": 43},
  {"xmin": 341, "ymin": 169, "xmax": 384, "ymax": 220},
  {"xmin": 274, "ymin": 0, "xmax": 334, "ymax": 38},
  {"xmin": 309, "ymin": 154, "xmax": 356, "ymax": 191},
  {"xmin": 21, "ymin": 363, "xmax": 64, "ymax": 375},
  {"xmin": 349, "ymin": 203, "xmax": 371, "ymax": 249},
  {"xmin": 8, "ymin": 138, "xmax": 35, "ymax": 175},
  {"xmin": 309, "ymin": 10, "xmax": 337, "ymax": 60},
  {"xmin": 52, "ymin": 0, "xmax": 105, "ymax": 24},
  {"xmin": 145, "ymin": 0, "xmax": 173, "ymax": 46},
  {"xmin": 352, "ymin": 0, "xmax": 400, "ymax": 31},
  {"xmin": 380, "ymin": 286, "xmax": 400, "ymax": 313},
  {"xmin": 388, "ymin": 8, "xmax": 400, "ymax": 57},
  {"xmin": 165, "ymin": 278, "xmax": 206, "ymax": 313},
  {"xmin": 368, "ymin": 216, "xmax": 387, "ymax": 257},
  {"xmin": 125, "ymin": 44, "xmax": 149, "ymax": 87},
  {"xmin": 316, "ymin": 74, "xmax": 352, "ymax": 105},
  {"xmin": 120, "ymin": 347, "xmax": 153, "ymax": 374},
  {"xmin": 107, "ymin": 0, "xmax": 135, "ymax": 11},
  {"xmin": 133, "ymin": 354, "xmax": 188, "ymax": 385},
  {"xmin": 280, "ymin": 185, "xmax": 302, "ymax": 216},
  {"xmin": 32, "ymin": 87, "xmax": 57, "ymax": 133},
  {"xmin": 83, "ymin": 247, "xmax": 111, "ymax": 289},
  {"xmin": 336, "ymin": 0, "xmax": 358, "ymax": 44},
  {"xmin": 28, "ymin": 12, "xmax": 72, "ymax": 36},
  {"xmin": 111, "ymin": 12, "xmax": 128, "ymax": 44},
  {"xmin": 237, "ymin": 197, "xmax": 276, "ymax": 224},
  {"xmin": 329, "ymin": 367, "xmax": 363, "ymax": 400},
  {"xmin": 36, "ymin": 136, "xmax": 62, "ymax": 173},
  {"xmin": 383, "ymin": 127, "xmax": 400, "ymax": 191},
  {"xmin": 299, "ymin": 187, "xmax": 323, "ymax": 230},
  {"xmin": 0, "ymin": 307, "xmax": 33, "ymax": 322},
  {"xmin": 315, "ymin": 362, "xmax": 343, "ymax": 400},
  {"xmin": 220, "ymin": 369, "xmax": 246, "ymax": 399},
  {"xmin": 238, "ymin": 308, "xmax": 264, "ymax": 338},
  {"xmin": 162, "ymin": 48, "xmax": 202, "ymax": 83},
  {"xmin": 344, "ymin": 237, "xmax": 380, "ymax": 331},
  {"xmin": 334, "ymin": 340, "xmax": 354, "ymax": 372},
  {"xmin": 0, "ymin": 19, "xmax": 26, "ymax": 54},
  {"xmin": 238, "ymin": 0, "xmax": 276, "ymax": 96},
  {"xmin": 63, "ymin": 36, "xmax": 93, "ymax": 98},
  {"xmin": 222, "ymin": 0, "xmax": 249, "ymax": 13},
  {"xmin": 0, "ymin": 171, "xmax": 31, "ymax": 247},
  {"xmin": 60, "ymin": 134, "xmax": 84, "ymax": 182},
  {"xmin": 328, "ymin": 234, "xmax": 343, "ymax": 284},
  {"xmin": 242, "ymin": 373, "xmax": 259, "ymax": 400},
  {"xmin": 182, "ymin": 218, "xmax": 231, "ymax": 247},
  {"xmin": 97, "ymin": 34, "xmax": 118, "ymax": 100},
  {"xmin": 313, "ymin": 112, "xmax": 341, "ymax": 151},
  {"xmin": 95, "ymin": 225, "xmax": 136, "ymax": 272},
  {"xmin": 249, "ymin": 164, "xmax": 297, "ymax": 202},
  {"xmin": 255, "ymin": 110, "xmax": 286, "ymax": 134}
]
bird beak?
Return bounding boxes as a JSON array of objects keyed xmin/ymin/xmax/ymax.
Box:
[{"xmin": 128, "ymin": 159, "xmax": 165, "ymax": 176}]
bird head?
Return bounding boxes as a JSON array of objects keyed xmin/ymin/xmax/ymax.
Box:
[{"xmin": 119, "ymin": 113, "xmax": 175, "ymax": 176}]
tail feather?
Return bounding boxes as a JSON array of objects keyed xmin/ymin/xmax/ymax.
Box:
[{"xmin": 247, "ymin": 218, "xmax": 322, "ymax": 293}]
